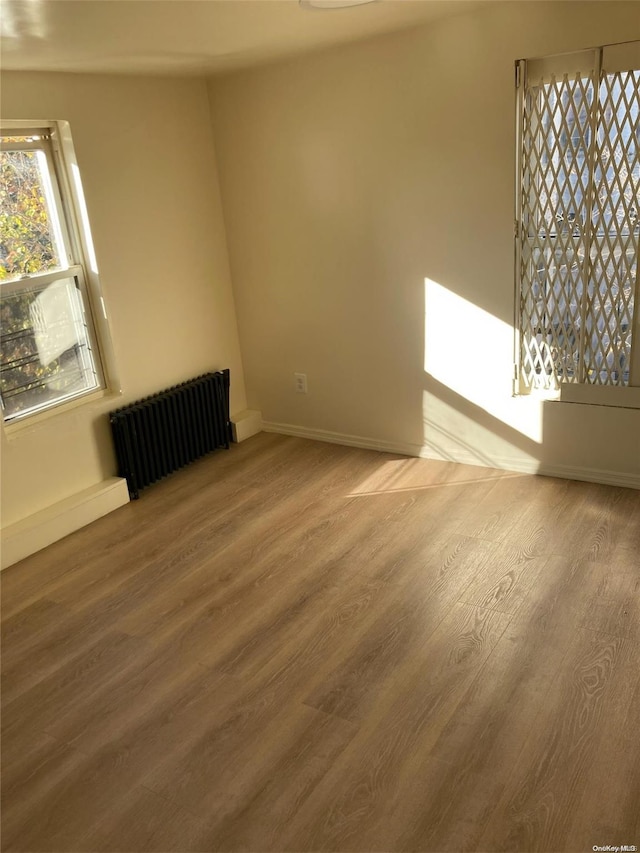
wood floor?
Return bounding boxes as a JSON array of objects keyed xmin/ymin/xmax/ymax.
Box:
[{"xmin": 1, "ymin": 432, "xmax": 639, "ymax": 853}]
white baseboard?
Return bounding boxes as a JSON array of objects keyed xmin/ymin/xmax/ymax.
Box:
[
  {"xmin": 262, "ymin": 421, "xmax": 640, "ymax": 490},
  {"xmin": 262, "ymin": 421, "xmax": 423, "ymax": 457},
  {"xmin": 1, "ymin": 477, "xmax": 130, "ymax": 570},
  {"xmin": 231, "ymin": 409, "xmax": 262, "ymax": 443},
  {"xmin": 417, "ymin": 444, "xmax": 640, "ymax": 489},
  {"xmin": 534, "ymin": 463, "xmax": 639, "ymax": 490}
]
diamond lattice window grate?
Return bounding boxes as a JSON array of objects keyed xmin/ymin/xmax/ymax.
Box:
[{"xmin": 518, "ymin": 65, "xmax": 639, "ymax": 391}]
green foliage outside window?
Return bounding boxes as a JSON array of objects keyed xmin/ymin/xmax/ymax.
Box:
[{"xmin": 1, "ymin": 148, "xmax": 59, "ymax": 281}]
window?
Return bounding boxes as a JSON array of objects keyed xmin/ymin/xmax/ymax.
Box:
[
  {"xmin": 515, "ymin": 42, "xmax": 640, "ymax": 401},
  {"xmin": 0, "ymin": 124, "xmax": 106, "ymax": 423}
]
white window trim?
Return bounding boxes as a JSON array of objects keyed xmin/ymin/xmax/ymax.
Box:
[
  {"xmin": 1, "ymin": 119, "xmax": 120, "ymax": 430},
  {"xmin": 559, "ymin": 382, "xmax": 640, "ymax": 408}
]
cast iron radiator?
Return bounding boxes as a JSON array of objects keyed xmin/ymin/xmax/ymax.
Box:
[{"xmin": 110, "ymin": 369, "xmax": 231, "ymax": 499}]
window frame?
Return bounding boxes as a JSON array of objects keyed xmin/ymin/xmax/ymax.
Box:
[
  {"xmin": 1, "ymin": 119, "xmax": 119, "ymax": 428},
  {"xmin": 513, "ymin": 43, "xmax": 640, "ymax": 409}
]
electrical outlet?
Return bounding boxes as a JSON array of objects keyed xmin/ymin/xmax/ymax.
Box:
[{"xmin": 294, "ymin": 372, "xmax": 308, "ymax": 393}]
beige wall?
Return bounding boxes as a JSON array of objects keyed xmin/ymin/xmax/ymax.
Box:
[
  {"xmin": 208, "ymin": 1, "xmax": 640, "ymax": 482},
  {"xmin": 1, "ymin": 72, "xmax": 246, "ymax": 527}
]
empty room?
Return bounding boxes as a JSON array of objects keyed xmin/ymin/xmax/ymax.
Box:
[{"xmin": 1, "ymin": 1, "xmax": 639, "ymax": 851}]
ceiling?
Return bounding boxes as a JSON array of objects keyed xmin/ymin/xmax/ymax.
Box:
[{"xmin": 0, "ymin": 0, "xmax": 484, "ymax": 77}]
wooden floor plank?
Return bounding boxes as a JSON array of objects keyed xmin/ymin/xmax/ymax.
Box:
[
  {"xmin": 1, "ymin": 733, "xmax": 91, "ymax": 852},
  {"xmin": 578, "ymin": 553, "xmax": 640, "ymax": 640},
  {"xmin": 144, "ymin": 700, "xmax": 356, "ymax": 829},
  {"xmin": 3, "ymin": 666, "xmax": 241, "ymax": 851},
  {"xmin": 81, "ymin": 786, "xmax": 212, "ymax": 853},
  {"xmin": 203, "ymin": 709, "xmax": 356, "ymax": 852},
  {"xmin": 1, "ymin": 599, "xmax": 130, "ymax": 705},
  {"xmin": 566, "ymin": 664, "xmax": 640, "ymax": 851},
  {"xmin": 280, "ymin": 603, "xmax": 513, "ymax": 852},
  {"xmin": 1, "ymin": 432, "xmax": 638, "ymax": 852},
  {"xmin": 477, "ymin": 627, "xmax": 638, "ymax": 853},
  {"xmin": 302, "ymin": 535, "xmax": 497, "ymax": 723},
  {"xmin": 1, "ymin": 631, "xmax": 150, "ymax": 744}
]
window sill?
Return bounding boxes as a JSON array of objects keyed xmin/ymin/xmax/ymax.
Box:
[
  {"xmin": 2, "ymin": 385, "xmax": 122, "ymax": 439},
  {"xmin": 559, "ymin": 383, "xmax": 640, "ymax": 409}
]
